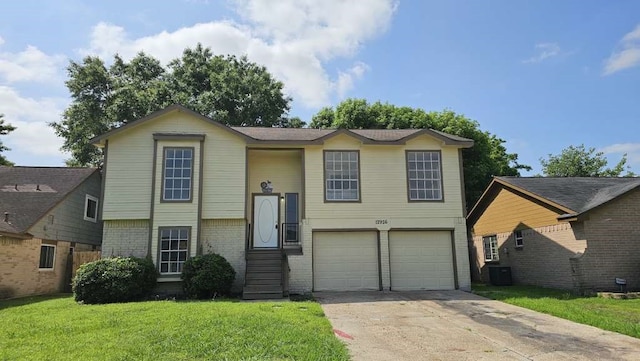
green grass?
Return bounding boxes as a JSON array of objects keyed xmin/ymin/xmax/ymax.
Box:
[
  {"xmin": 0, "ymin": 295, "xmax": 349, "ymax": 361},
  {"xmin": 472, "ymin": 284, "xmax": 640, "ymax": 338}
]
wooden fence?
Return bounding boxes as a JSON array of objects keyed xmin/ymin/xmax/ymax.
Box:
[{"xmin": 72, "ymin": 251, "xmax": 102, "ymax": 278}]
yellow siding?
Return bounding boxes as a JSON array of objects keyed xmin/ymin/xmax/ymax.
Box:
[
  {"xmin": 103, "ymin": 111, "xmax": 246, "ymax": 220},
  {"xmin": 304, "ymin": 134, "xmax": 465, "ymax": 221},
  {"xmin": 472, "ymin": 187, "xmax": 563, "ymax": 236},
  {"xmin": 151, "ymin": 139, "xmax": 201, "ymax": 265},
  {"xmin": 246, "ymin": 149, "xmax": 303, "ymax": 223}
]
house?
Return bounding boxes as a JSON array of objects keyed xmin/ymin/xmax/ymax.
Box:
[
  {"xmin": 468, "ymin": 176, "xmax": 640, "ymax": 293},
  {"xmin": 91, "ymin": 104, "xmax": 473, "ymax": 299},
  {"xmin": 0, "ymin": 166, "xmax": 102, "ymax": 299}
]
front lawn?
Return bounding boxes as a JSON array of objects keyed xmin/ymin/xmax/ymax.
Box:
[
  {"xmin": 0, "ymin": 295, "xmax": 349, "ymax": 361},
  {"xmin": 472, "ymin": 284, "xmax": 640, "ymax": 338}
]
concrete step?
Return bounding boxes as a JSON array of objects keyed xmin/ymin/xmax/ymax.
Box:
[{"xmin": 243, "ymin": 285, "xmax": 284, "ymax": 300}]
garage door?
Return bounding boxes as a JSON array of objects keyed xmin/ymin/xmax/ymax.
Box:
[
  {"xmin": 389, "ymin": 231, "xmax": 455, "ymax": 290},
  {"xmin": 313, "ymin": 231, "xmax": 379, "ymax": 291}
]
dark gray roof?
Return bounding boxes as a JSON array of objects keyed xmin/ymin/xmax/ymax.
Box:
[
  {"xmin": 0, "ymin": 166, "xmax": 98, "ymax": 235},
  {"xmin": 496, "ymin": 176, "xmax": 640, "ymax": 215},
  {"xmin": 91, "ymin": 105, "xmax": 473, "ymax": 147},
  {"xmin": 230, "ymin": 127, "xmax": 334, "ymax": 141}
]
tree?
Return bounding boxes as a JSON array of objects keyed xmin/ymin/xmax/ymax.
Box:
[
  {"xmin": 540, "ymin": 144, "xmax": 634, "ymax": 177},
  {"xmin": 0, "ymin": 114, "xmax": 16, "ymax": 166},
  {"xmin": 51, "ymin": 44, "xmax": 294, "ymax": 166},
  {"xmin": 309, "ymin": 99, "xmax": 530, "ymax": 210}
]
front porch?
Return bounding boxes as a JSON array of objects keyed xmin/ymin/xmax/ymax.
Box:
[{"xmin": 243, "ymin": 148, "xmax": 304, "ymax": 299}]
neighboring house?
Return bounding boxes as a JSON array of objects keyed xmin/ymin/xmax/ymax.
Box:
[
  {"xmin": 0, "ymin": 166, "xmax": 102, "ymax": 299},
  {"xmin": 91, "ymin": 104, "xmax": 473, "ymax": 299},
  {"xmin": 468, "ymin": 176, "xmax": 640, "ymax": 293}
]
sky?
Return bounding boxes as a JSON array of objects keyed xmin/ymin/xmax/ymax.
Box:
[{"xmin": 0, "ymin": 0, "xmax": 639, "ymax": 175}]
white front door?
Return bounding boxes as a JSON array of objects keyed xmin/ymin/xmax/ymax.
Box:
[{"xmin": 253, "ymin": 194, "xmax": 279, "ymax": 248}]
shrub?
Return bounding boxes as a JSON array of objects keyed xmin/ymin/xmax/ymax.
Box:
[
  {"xmin": 73, "ymin": 257, "xmax": 158, "ymax": 304},
  {"xmin": 182, "ymin": 253, "xmax": 236, "ymax": 299}
]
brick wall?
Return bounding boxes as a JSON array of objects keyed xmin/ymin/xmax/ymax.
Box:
[
  {"xmin": 287, "ymin": 221, "xmax": 312, "ymax": 293},
  {"xmin": 0, "ymin": 237, "xmax": 71, "ymax": 299},
  {"xmin": 201, "ymin": 219, "xmax": 246, "ymax": 292},
  {"xmin": 471, "ymin": 223, "xmax": 587, "ymax": 290},
  {"xmin": 572, "ymin": 188, "xmax": 640, "ymax": 292},
  {"xmin": 101, "ymin": 220, "xmax": 149, "ymax": 258}
]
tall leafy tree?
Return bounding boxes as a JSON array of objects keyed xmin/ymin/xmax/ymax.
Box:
[
  {"xmin": 309, "ymin": 98, "xmax": 530, "ymax": 210},
  {"xmin": 52, "ymin": 44, "xmax": 294, "ymax": 166},
  {"xmin": 540, "ymin": 144, "xmax": 633, "ymax": 177},
  {"xmin": 0, "ymin": 114, "xmax": 16, "ymax": 166}
]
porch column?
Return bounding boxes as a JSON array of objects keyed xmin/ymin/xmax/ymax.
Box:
[{"xmin": 379, "ymin": 230, "xmax": 391, "ymax": 290}]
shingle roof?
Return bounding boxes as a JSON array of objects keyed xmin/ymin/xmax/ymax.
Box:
[
  {"xmin": 496, "ymin": 176, "xmax": 640, "ymax": 215},
  {"xmin": 91, "ymin": 105, "xmax": 473, "ymax": 147},
  {"xmin": 0, "ymin": 166, "xmax": 98, "ymax": 236},
  {"xmin": 230, "ymin": 127, "xmax": 334, "ymax": 141}
]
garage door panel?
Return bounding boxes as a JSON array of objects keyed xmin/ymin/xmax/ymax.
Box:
[
  {"xmin": 313, "ymin": 231, "xmax": 379, "ymax": 291},
  {"xmin": 390, "ymin": 231, "xmax": 455, "ymax": 291}
]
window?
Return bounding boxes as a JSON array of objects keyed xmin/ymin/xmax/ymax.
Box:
[
  {"xmin": 159, "ymin": 228, "xmax": 189, "ymax": 275},
  {"xmin": 324, "ymin": 151, "xmax": 359, "ymax": 201},
  {"xmin": 483, "ymin": 235, "xmax": 499, "ymax": 262},
  {"xmin": 84, "ymin": 194, "xmax": 99, "ymax": 222},
  {"xmin": 39, "ymin": 244, "xmax": 55, "ymax": 270},
  {"xmin": 284, "ymin": 193, "xmax": 299, "ymax": 243},
  {"xmin": 407, "ymin": 151, "xmax": 443, "ymax": 201},
  {"xmin": 515, "ymin": 230, "xmax": 524, "ymax": 248},
  {"xmin": 163, "ymin": 148, "xmax": 193, "ymax": 201}
]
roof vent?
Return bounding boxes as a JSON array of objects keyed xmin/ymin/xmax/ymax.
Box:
[
  {"xmin": 36, "ymin": 184, "xmax": 41, "ymax": 191},
  {"xmin": 14, "ymin": 184, "xmax": 18, "ymax": 191},
  {"xmin": 3, "ymin": 212, "xmax": 8, "ymax": 223}
]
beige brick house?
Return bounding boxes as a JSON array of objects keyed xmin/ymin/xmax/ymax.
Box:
[
  {"xmin": 468, "ymin": 176, "xmax": 640, "ymax": 292},
  {"xmin": 91, "ymin": 104, "xmax": 473, "ymax": 299},
  {"xmin": 0, "ymin": 167, "xmax": 102, "ymax": 299}
]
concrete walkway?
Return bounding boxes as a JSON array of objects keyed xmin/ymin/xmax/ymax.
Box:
[{"xmin": 316, "ymin": 291, "xmax": 640, "ymax": 361}]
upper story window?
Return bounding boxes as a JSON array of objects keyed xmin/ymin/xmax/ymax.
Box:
[
  {"xmin": 515, "ymin": 230, "xmax": 524, "ymax": 248},
  {"xmin": 483, "ymin": 235, "xmax": 499, "ymax": 262},
  {"xmin": 324, "ymin": 151, "xmax": 360, "ymax": 202},
  {"xmin": 163, "ymin": 147, "xmax": 193, "ymax": 202},
  {"xmin": 406, "ymin": 151, "xmax": 443, "ymax": 201},
  {"xmin": 84, "ymin": 194, "xmax": 99, "ymax": 222}
]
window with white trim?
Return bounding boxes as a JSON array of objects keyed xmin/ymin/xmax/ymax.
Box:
[
  {"xmin": 407, "ymin": 151, "xmax": 443, "ymax": 201},
  {"xmin": 84, "ymin": 194, "xmax": 99, "ymax": 222},
  {"xmin": 159, "ymin": 228, "xmax": 189, "ymax": 275},
  {"xmin": 483, "ymin": 235, "xmax": 499, "ymax": 262},
  {"xmin": 515, "ymin": 230, "xmax": 524, "ymax": 248},
  {"xmin": 163, "ymin": 148, "xmax": 193, "ymax": 201},
  {"xmin": 324, "ymin": 151, "xmax": 359, "ymax": 201},
  {"xmin": 39, "ymin": 244, "xmax": 55, "ymax": 270}
]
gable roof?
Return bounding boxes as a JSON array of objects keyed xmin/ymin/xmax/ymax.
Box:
[
  {"xmin": 467, "ymin": 176, "xmax": 640, "ymax": 225},
  {"xmin": 91, "ymin": 104, "xmax": 473, "ymax": 147},
  {"xmin": 0, "ymin": 166, "xmax": 98, "ymax": 237}
]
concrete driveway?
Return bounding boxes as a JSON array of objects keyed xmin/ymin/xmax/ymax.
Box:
[{"xmin": 316, "ymin": 291, "xmax": 640, "ymax": 361}]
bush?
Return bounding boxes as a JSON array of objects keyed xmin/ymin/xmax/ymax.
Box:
[
  {"xmin": 182, "ymin": 253, "xmax": 236, "ymax": 299},
  {"xmin": 73, "ymin": 257, "xmax": 158, "ymax": 304}
]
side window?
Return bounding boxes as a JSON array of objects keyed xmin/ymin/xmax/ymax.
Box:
[
  {"xmin": 39, "ymin": 244, "xmax": 56, "ymax": 270},
  {"xmin": 483, "ymin": 235, "xmax": 499, "ymax": 262},
  {"xmin": 84, "ymin": 195, "xmax": 99, "ymax": 222},
  {"xmin": 284, "ymin": 193, "xmax": 299, "ymax": 243},
  {"xmin": 515, "ymin": 230, "xmax": 524, "ymax": 248}
]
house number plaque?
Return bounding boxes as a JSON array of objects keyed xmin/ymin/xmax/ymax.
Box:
[{"xmin": 375, "ymin": 219, "xmax": 388, "ymax": 225}]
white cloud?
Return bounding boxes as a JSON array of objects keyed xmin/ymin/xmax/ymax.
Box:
[
  {"xmin": 0, "ymin": 43, "xmax": 66, "ymax": 83},
  {"xmin": 0, "ymin": 86, "xmax": 68, "ymax": 160},
  {"xmin": 599, "ymin": 143, "xmax": 640, "ymax": 168},
  {"xmin": 80, "ymin": 0, "xmax": 397, "ymax": 108},
  {"xmin": 523, "ymin": 43, "xmax": 562, "ymax": 64},
  {"xmin": 603, "ymin": 24, "xmax": 640, "ymax": 75},
  {"xmin": 336, "ymin": 62, "xmax": 370, "ymax": 99}
]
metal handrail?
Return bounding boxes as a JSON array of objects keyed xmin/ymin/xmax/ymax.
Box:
[{"xmin": 281, "ymin": 222, "xmax": 300, "ymax": 245}]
